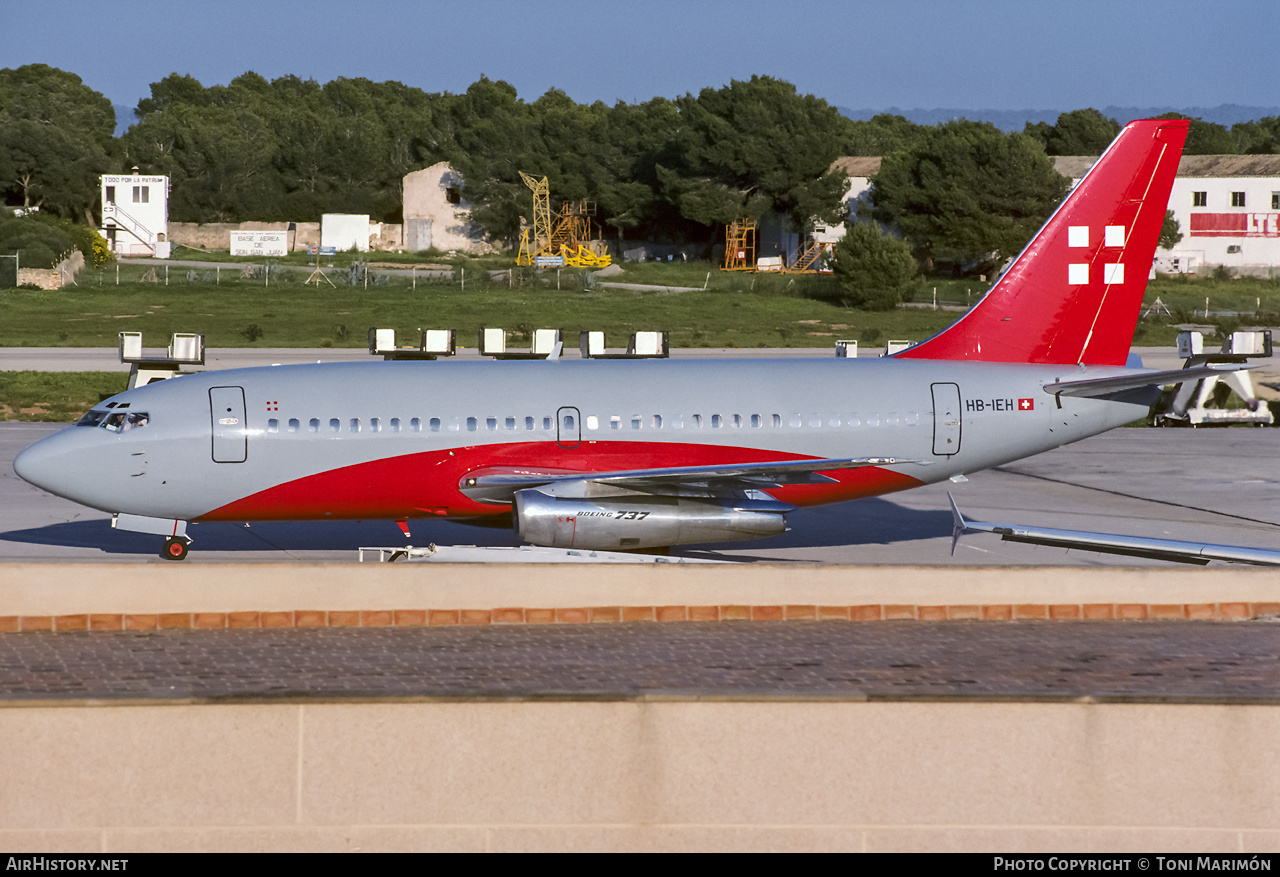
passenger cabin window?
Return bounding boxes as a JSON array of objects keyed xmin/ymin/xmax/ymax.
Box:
[
  {"xmin": 429, "ymin": 418, "xmax": 440, "ymax": 432},
  {"xmin": 288, "ymin": 418, "xmax": 299, "ymax": 432},
  {"xmin": 329, "ymin": 419, "xmax": 340, "ymax": 433},
  {"xmin": 309, "ymin": 418, "xmax": 320, "ymax": 433},
  {"xmin": 268, "ymin": 419, "xmax": 279, "ymax": 433},
  {"xmin": 390, "ymin": 418, "xmax": 400, "ymax": 433}
]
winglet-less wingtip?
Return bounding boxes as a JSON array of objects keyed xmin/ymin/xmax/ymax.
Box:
[{"xmin": 947, "ymin": 492, "xmax": 968, "ymax": 557}]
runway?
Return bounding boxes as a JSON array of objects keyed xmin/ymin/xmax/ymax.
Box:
[{"xmin": 3, "ymin": 420, "xmax": 1278, "ymax": 565}]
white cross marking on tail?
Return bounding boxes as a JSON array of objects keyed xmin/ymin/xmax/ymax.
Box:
[
  {"xmin": 1068, "ymin": 226, "xmax": 1089, "ymax": 247},
  {"xmin": 1104, "ymin": 263, "xmax": 1124, "ymax": 284},
  {"xmin": 1069, "ymin": 264, "xmax": 1089, "ymax": 285},
  {"xmin": 1105, "ymin": 225, "xmax": 1125, "ymax": 247}
]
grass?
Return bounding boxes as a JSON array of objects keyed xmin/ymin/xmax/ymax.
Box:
[
  {"xmin": 0, "ymin": 371, "xmax": 127, "ymax": 421},
  {"xmin": 1, "ymin": 259, "xmax": 960, "ymax": 349},
  {"xmin": 6, "ymin": 257, "xmax": 1277, "ymax": 351}
]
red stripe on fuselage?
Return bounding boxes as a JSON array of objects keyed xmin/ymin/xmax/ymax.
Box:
[{"xmin": 196, "ymin": 441, "xmax": 924, "ymax": 522}]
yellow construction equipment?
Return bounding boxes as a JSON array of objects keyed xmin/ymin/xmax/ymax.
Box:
[
  {"xmin": 723, "ymin": 219, "xmax": 836, "ymax": 273},
  {"xmin": 516, "ymin": 173, "xmax": 611, "ymax": 267},
  {"xmin": 722, "ymin": 218, "xmax": 757, "ymax": 271}
]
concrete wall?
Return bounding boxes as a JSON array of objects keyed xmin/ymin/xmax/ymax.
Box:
[
  {"xmin": 169, "ymin": 222, "xmax": 321, "ymax": 252},
  {"xmin": 2, "ymin": 563, "xmax": 1278, "ymax": 631},
  {"xmin": 402, "ymin": 162, "xmax": 494, "ymax": 254},
  {"xmin": 14, "ymin": 251, "xmax": 85, "ymax": 290},
  {"xmin": 3, "ymin": 700, "xmax": 1279, "ymax": 852}
]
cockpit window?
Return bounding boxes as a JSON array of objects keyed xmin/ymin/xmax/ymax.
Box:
[{"xmin": 78, "ymin": 410, "xmax": 149, "ymax": 432}]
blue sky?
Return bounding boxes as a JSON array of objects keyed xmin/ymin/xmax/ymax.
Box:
[{"xmin": 9, "ymin": 0, "xmax": 1277, "ymax": 115}]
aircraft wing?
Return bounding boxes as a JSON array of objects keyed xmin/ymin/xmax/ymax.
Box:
[
  {"xmin": 461, "ymin": 457, "xmax": 913, "ymax": 504},
  {"xmin": 948, "ymin": 493, "xmax": 1280, "ymax": 567},
  {"xmin": 1043, "ymin": 365, "xmax": 1253, "ymax": 398}
]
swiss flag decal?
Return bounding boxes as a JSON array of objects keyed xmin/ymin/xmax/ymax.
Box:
[{"xmin": 1018, "ymin": 398, "xmax": 1034, "ymax": 411}]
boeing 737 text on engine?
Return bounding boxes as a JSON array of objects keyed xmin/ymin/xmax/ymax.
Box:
[{"xmin": 15, "ymin": 120, "xmax": 1204, "ymax": 560}]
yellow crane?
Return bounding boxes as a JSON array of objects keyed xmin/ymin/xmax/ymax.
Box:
[{"xmin": 516, "ymin": 172, "xmax": 611, "ymax": 268}]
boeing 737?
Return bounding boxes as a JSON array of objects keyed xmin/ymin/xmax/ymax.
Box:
[{"xmin": 15, "ymin": 119, "xmax": 1218, "ymax": 561}]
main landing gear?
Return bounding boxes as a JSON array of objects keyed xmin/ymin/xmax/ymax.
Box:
[{"xmin": 162, "ymin": 536, "xmax": 191, "ymax": 561}]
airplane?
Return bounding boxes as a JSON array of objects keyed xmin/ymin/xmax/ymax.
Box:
[
  {"xmin": 948, "ymin": 494, "xmax": 1280, "ymax": 567},
  {"xmin": 14, "ymin": 118, "xmax": 1232, "ymax": 562}
]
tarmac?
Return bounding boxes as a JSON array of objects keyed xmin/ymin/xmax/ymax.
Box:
[{"xmin": 2, "ymin": 347, "xmax": 1279, "ymax": 709}]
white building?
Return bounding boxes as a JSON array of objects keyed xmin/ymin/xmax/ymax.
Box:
[
  {"xmin": 822, "ymin": 155, "xmax": 1280, "ymax": 276},
  {"xmin": 100, "ymin": 169, "xmax": 170, "ymax": 257},
  {"xmin": 1160, "ymin": 155, "xmax": 1280, "ymax": 276}
]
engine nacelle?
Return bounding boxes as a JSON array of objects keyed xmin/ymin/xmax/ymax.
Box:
[{"xmin": 513, "ymin": 489, "xmax": 788, "ymax": 550}]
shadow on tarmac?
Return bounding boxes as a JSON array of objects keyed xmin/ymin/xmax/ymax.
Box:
[{"xmin": 0, "ymin": 498, "xmax": 951, "ymax": 558}]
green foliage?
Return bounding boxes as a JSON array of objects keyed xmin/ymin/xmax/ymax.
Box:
[
  {"xmin": 829, "ymin": 222, "xmax": 920, "ymax": 310},
  {"xmin": 843, "ymin": 114, "xmax": 925, "ymax": 157},
  {"xmin": 27, "ymin": 213, "xmax": 111, "ymax": 266},
  {"xmin": 1159, "ymin": 210, "xmax": 1183, "ymax": 250},
  {"xmin": 1024, "ymin": 109, "xmax": 1120, "ymax": 155},
  {"xmin": 0, "ymin": 216, "xmax": 74, "ymax": 268},
  {"xmin": 664, "ymin": 76, "xmax": 855, "ymax": 232},
  {"xmin": 870, "ymin": 120, "xmax": 1070, "ymax": 274},
  {"xmin": 0, "ymin": 65, "xmax": 115, "ymax": 218},
  {"xmin": 1153, "ymin": 113, "xmax": 1236, "ymax": 155},
  {"xmin": 1232, "ymin": 116, "xmax": 1280, "ymax": 154}
]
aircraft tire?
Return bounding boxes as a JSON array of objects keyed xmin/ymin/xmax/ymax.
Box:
[{"xmin": 162, "ymin": 537, "xmax": 190, "ymax": 561}]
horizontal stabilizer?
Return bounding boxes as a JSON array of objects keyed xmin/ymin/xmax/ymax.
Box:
[
  {"xmin": 1043, "ymin": 365, "xmax": 1255, "ymax": 398},
  {"xmin": 948, "ymin": 493, "xmax": 1280, "ymax": 566}
]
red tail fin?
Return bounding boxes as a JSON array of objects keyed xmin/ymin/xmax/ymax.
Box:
[{"xmin": 896, "ymin": 119, "xmax": 1189, "ymax": 365}]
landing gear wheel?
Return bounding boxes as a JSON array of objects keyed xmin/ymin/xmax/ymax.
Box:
[{"xmin": 162, "ymin": 537, "xmax": 190, "ymax": 561}]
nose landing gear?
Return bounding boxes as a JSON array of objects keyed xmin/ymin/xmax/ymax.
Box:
[{"xmin": 162, "ymin": 536, "xmax": 191, "ymax": 561}]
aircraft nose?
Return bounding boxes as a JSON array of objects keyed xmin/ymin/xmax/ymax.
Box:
[
  {"xmin": 14, "ymin": 434, "xmax": 63, "ymax": 493},
  {"xmin": 13, "ymin": 428, "xmax": 85, "ymax": 499}
]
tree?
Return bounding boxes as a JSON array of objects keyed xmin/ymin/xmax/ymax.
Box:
[
  {"xmin": 0, "ymin": 65, "xmax": 115, "ymax": 220},
  {"xmin": 870, "ymin": 120, "xmax": 1069, "ymax": 274},
  {"xmin": 1159, "ymin": 209, "xmax": 1182, "ymax": 250},
  {"xmin": 1024, "ymin": 109, "xmax": 1120, "ymax": 155},
  {"xmin": 1154, "ymin": 113, "xmax": 1236, "ymax": 155},
  {"xmin": 830, "ymin": 222, "xmax": 919, "ymax": 310},
  {"xmin": 843, "ymin": 114, "xmax": 925, "ymax": 157},
  {"xmin": 662, "ymin": 76, "xmax": 854, "ymax": 235},
  {"xmin": 1231, "ymin": 116, "xmax": 1280, "ymax": 154}
]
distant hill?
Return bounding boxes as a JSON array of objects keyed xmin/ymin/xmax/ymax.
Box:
[{"xmin": 838, "ymin": 104, "xmax": 1280, "ymax": 132}]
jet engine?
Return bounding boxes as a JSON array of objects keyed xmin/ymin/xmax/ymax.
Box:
[{"xmin": 512, "ymin": 488, "xmax": 789, "ymax": 550}]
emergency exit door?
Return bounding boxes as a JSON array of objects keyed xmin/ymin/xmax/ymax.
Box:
[{"xmin": 210, "ymin": 386, "xmax": 247, "ymax": 463}]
